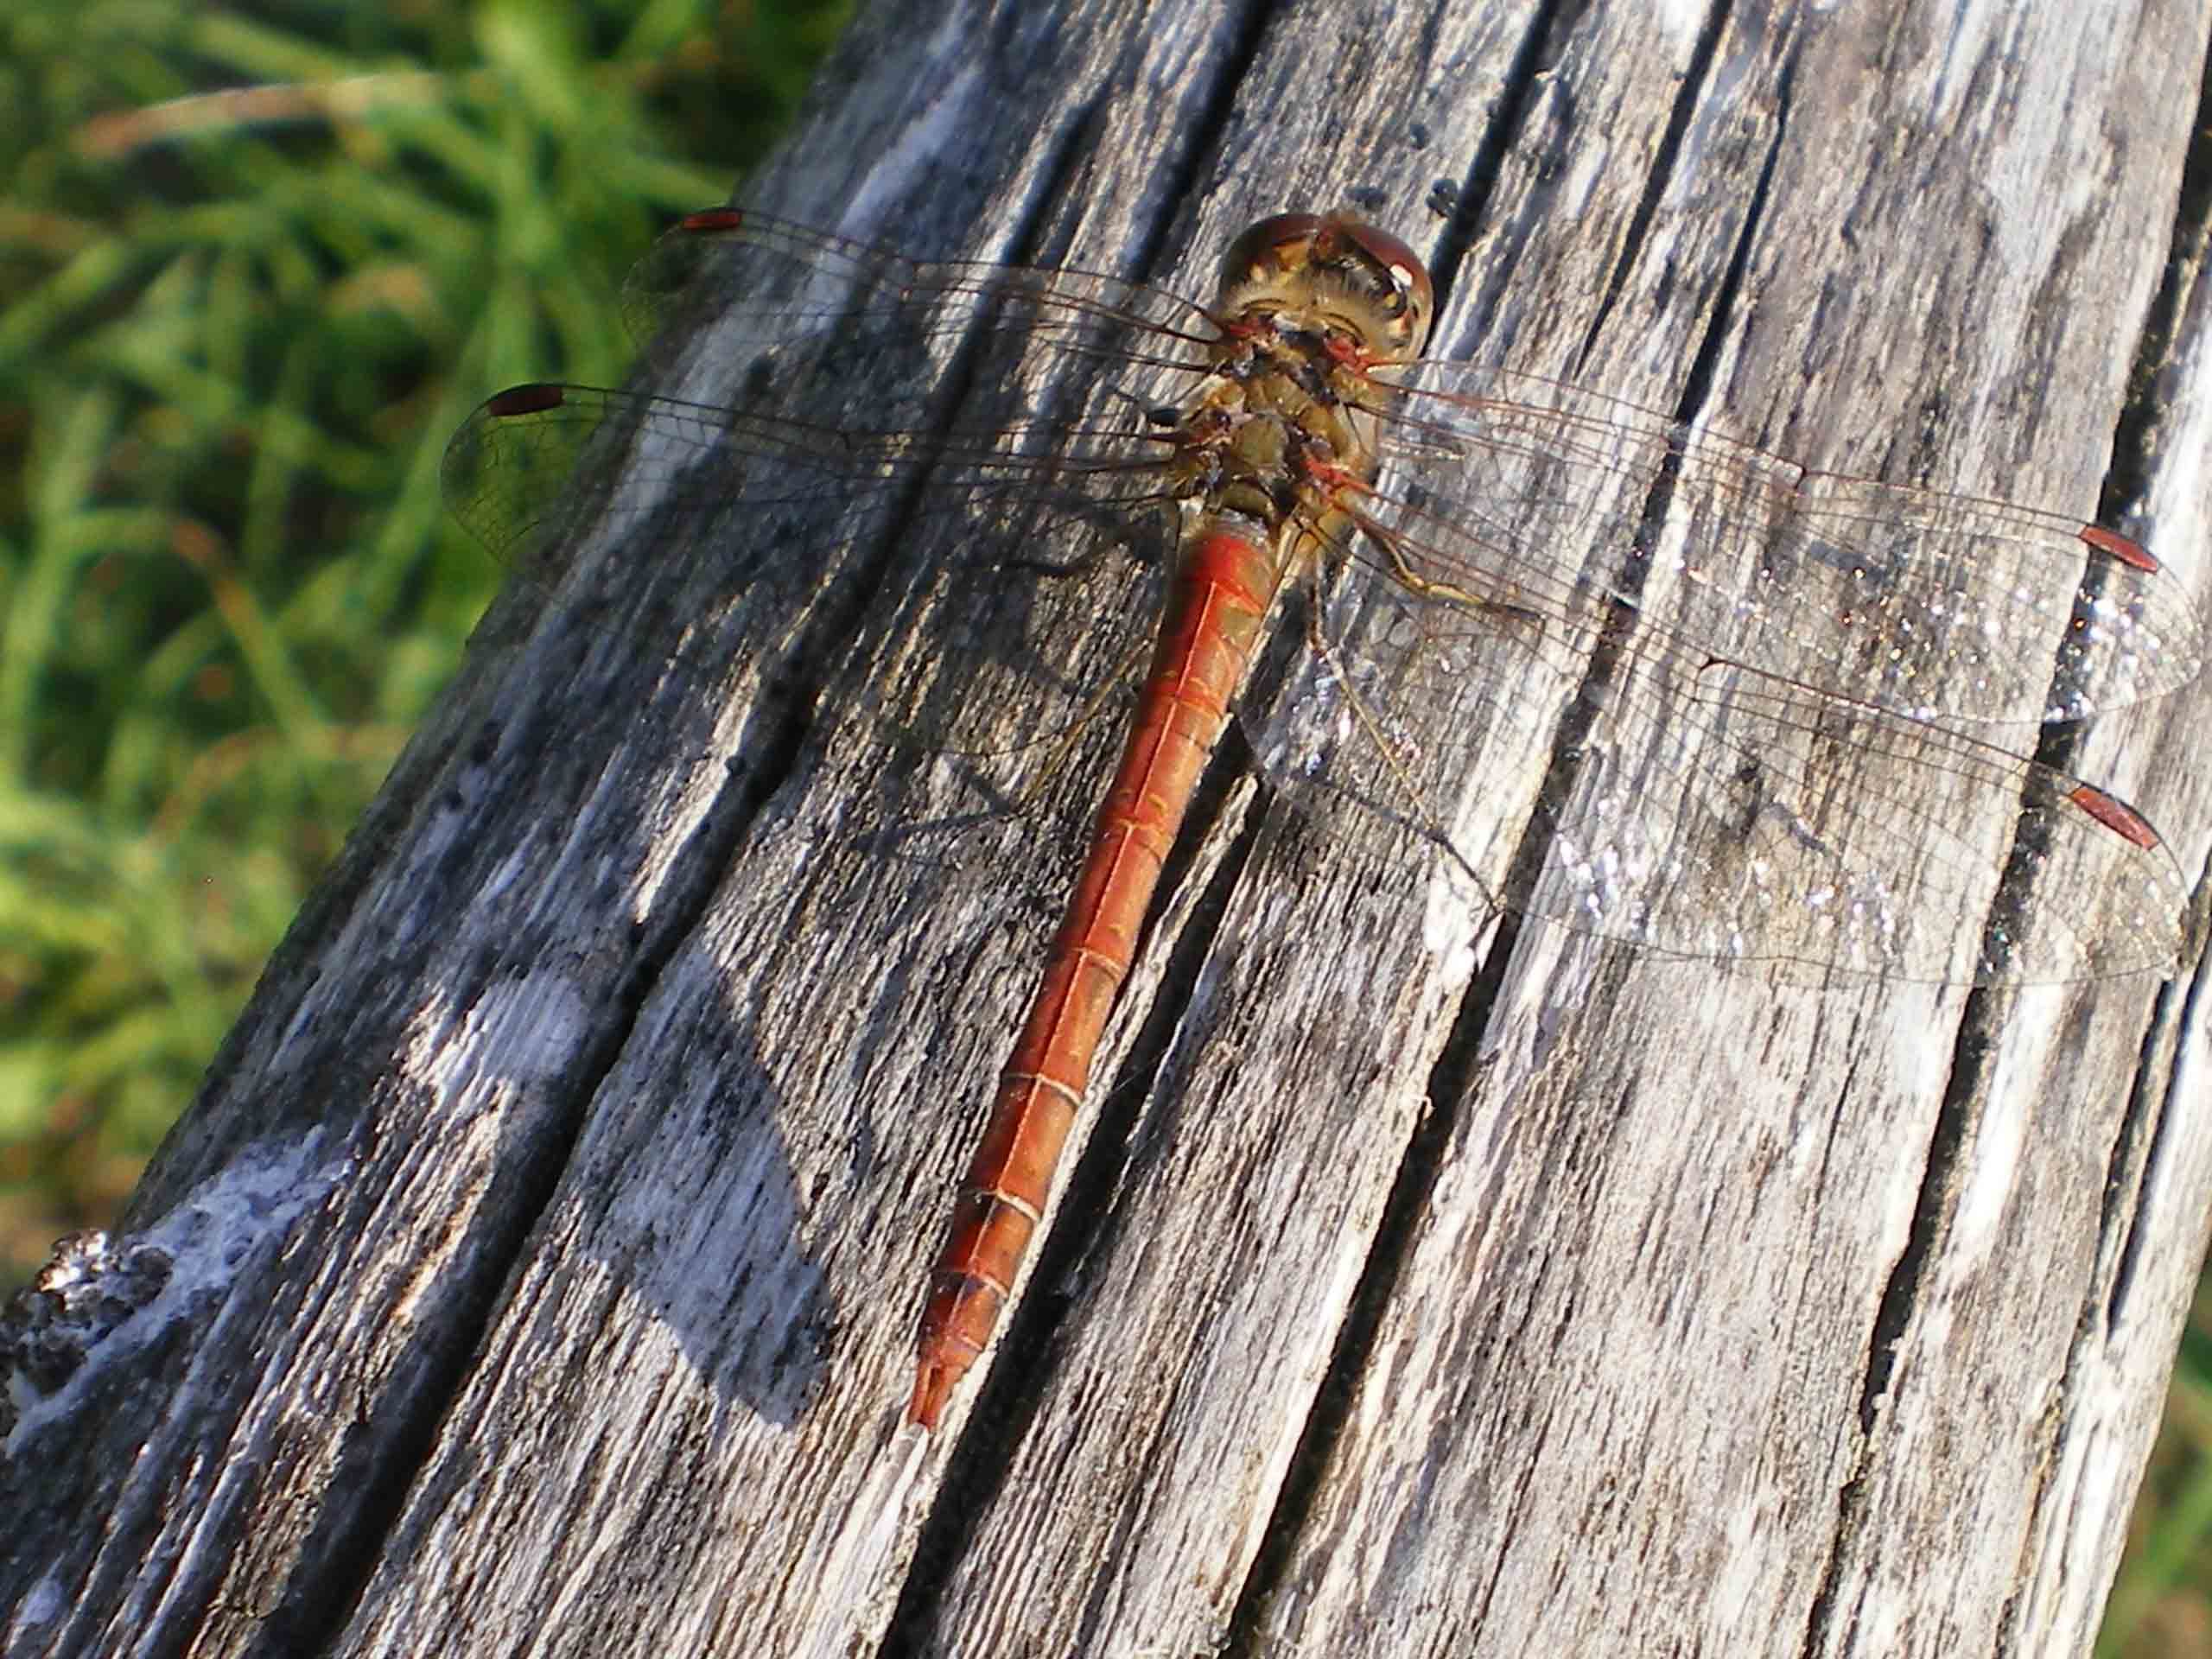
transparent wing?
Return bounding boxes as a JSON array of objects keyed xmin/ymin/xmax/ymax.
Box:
[
  {"xmin": 618, "ymin": 207, "xmax": 1224, "ymax": 386},
  {"xmin": 1349, "ymin": 359, "xmax": 2200, "ymax": 726},
  {"xmin": 442, "ymin": 380, "xmax": 1200, "ymax": 762},
  {"xmin": 446, "ymin": 207, "xmax": 2196, "ymax": 984},
  {"xmin": 1280, "ymin": 510, "xmax": 2188, "ymax": 985},
  {"xmin": 443, "ymin": 211, "xmax": 1243, "ymax": 758}
]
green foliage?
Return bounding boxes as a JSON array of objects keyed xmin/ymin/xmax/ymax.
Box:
[
  {"xmin": 2102, "ymin": 1274, "xmax": 2212, "ymax": 1656},
  {"xmin": 0, "ymin": 0, "xmax": 847, "ymax": 1277}
]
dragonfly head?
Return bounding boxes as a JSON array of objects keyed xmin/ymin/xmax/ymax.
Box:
[{"xmin": 1217, "ymin": 212, "xmax": 1433, "ymax": 365}]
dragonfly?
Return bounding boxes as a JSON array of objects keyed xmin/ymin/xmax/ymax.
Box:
[{"xmin": 442, "ymin": 206, "xmax": 2202, "ymax": 1433}]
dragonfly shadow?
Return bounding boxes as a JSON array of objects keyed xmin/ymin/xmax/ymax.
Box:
[
  {"xmin": 387, "ymin": 588, "xmax": 848, "ymax": 1434},
  {"xmin": 593, "ymin": 1001, "xmax": 833, "ymax": 1430}
]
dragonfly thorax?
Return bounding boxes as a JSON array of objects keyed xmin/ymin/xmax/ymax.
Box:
[{"xmin": 1166, "ymin": 380, "xmax": 1359, "ymax": 535}]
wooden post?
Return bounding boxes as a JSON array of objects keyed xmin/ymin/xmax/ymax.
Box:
[{"xmin": 6, "ymin": 1, "xmax": 2209, "ymax": 1654}]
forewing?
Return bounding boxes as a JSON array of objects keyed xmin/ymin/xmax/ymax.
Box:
[
  {"xmin": 1358, "ymin": 359, "xmax": 2200, "ymax": 726},
  {"xmin": 442, "ymin": 210, "xmax": 1240, "ymax": 764}
]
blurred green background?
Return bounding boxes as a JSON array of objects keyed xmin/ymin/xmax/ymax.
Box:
[
  {"xmin": 0, "ymin": 3, "xmax": 2202, "ymax": 1650},
  {"xmin": 0, "ymin": 0, "xmax": 838, "ymax": 1258}
]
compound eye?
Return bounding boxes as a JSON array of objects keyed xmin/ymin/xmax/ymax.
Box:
[
  {"xmin": 1217, "ymin": 213, "xmax": 1334, "ymax": 294},
  {"xmin": 1216, "ymin": 211, "xmax": 1435, "ymax": 359},
  {"xmin": 1324, "ymin": 218, "xmax": 1433, "ymax": 353}
]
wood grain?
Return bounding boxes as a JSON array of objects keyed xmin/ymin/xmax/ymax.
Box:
[{"xmin": 5, "ymin": 1, "xmax": 2209, "ymax": 1656}]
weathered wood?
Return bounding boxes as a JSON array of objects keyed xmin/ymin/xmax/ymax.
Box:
[{"xmin": 5, "ymin": 1, "xmax": 2209, "ymax": 1656}]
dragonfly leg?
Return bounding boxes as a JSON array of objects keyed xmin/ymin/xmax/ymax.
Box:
[{"xmin": 1290, "ymin": 560, "xmax": 1499, "ymax": 901}]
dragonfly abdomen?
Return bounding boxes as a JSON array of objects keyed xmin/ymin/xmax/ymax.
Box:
[{"xmin": 908, "ymin": 523, "xmax": 1289, "ymax": 1428}]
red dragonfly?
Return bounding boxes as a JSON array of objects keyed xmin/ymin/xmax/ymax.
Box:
[{"xmin": 443, "ymin": 207, "xmax": 2200, "ymax": 1432}]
